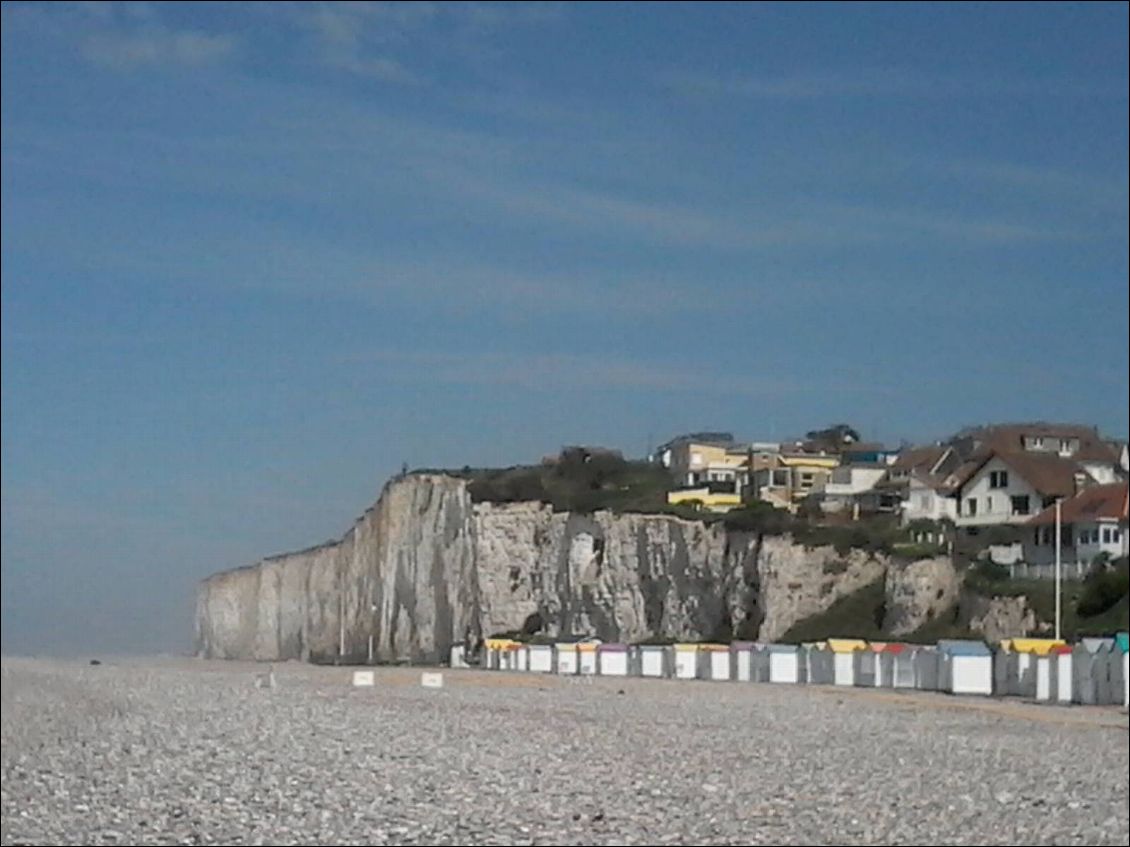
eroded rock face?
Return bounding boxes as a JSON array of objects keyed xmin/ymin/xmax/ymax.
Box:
[
  {"xmin": 883, "ymin": 557, "xmax": 961, "ymax": 637},
  {"xmin": 967, "ymin": 594, "xmax": 1040, "ymax": 644},
  {"xmin": 196, "ymin": 474, "xmax": 912, "ymax": 662}
]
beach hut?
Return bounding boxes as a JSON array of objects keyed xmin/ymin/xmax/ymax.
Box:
[
  {"xmin": 937, "ymin": 640, "xmax": 993, "ymax": 696},
  {"xmin": 883, "ymin": 644, "xmax": 917, "ymax": 688},
  {"xmin": 1050, "ymin": 645, "xmax": 1073, "ymax": 703},
  {"xmin": 673, "ymin": 644, "xmax": 699, "ymax": 680},
  {"xmin": 701, "ymin": 644, "xmax": 732, "ymax": 681},
  {"xmin": 555, "ymin": 641, "xmax": 579, "ymax": 675},
  {"xmin": 854, "ymin": 643, "xmax": 886, "ymax": 687},
  {"xmin": 730, "ymin": 642, "xmax": 755, "ymax": 682},
  {"xmin": 827, "ymin": 639, "xmax": 867, "ymax": 686},
  {"xmin": 914, "ymin": 646, "xmax": 940, "ymax": 691},
  {"xmin": 1071, "ymin": 642, "xmax": 1106, "ymax": 705},
  {"xmin": 1120, "ymin": 635, "xmax": 1130, "ymax": 708},
  {"xmin": 578, "ymin": 641, "xmax": 600, "ymax": 675},
  {"xmin": 449, "ymin": 644, "xmax": 469, "ymax": 668},
  {"xmin": 1000, "ymin": 638, "xmax": 1065, "ymax": 699},
  {"xmin": 862, "ymin": 643, "xmax": 909, "ymax": 688},
  {"xmin": 804, "ymin": 644, "xmax": 834, "ymax": 685},
  {"xmin": 637, "ymin": 644, "xmax": 672, "ymax": 678},
  {"xmin": 512, "ymin": 643, "xmax": 529, "ymax": 672},
  {"xmin": 597, "ymin": 643, "xmax": 630, "ymax": 676},
  {"xmin": 749, "ymin": 644, "xmax": 771, "ymax": 683},
  {"xmin": 527, "ymin": 643, "xmax": 554, "ymax": 673},
  {"xmin": 484, "ymin": 638, "xmax": 517, "ymax": 670},
  {"xmin": 767, "ymin": 644, "xmax": 804, "ymax": 684},
  {"xmin": 1086, "ymin": 643, "xmax": 1119, "ymax": 705}
]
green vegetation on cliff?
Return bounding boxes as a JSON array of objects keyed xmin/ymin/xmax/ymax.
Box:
[{"xmin": 779, "ymin": 557, "xmax": 1129, "ymax": 644}]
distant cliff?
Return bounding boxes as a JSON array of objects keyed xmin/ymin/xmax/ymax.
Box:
[{"xmin": 196, "ymin": 474, "xmax": 907, "ymax": 662}]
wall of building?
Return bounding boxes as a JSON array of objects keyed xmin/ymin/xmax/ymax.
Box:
[{"xmin": 955, "ymin": 457, "xmax": 1048, "ymax": 527}]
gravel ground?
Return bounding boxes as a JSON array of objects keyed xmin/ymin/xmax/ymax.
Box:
[{"xmin": 2, "ymin": 658, "xmax": 1127, "ymax": 846}]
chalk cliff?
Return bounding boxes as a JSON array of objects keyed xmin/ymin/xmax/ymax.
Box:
[{"xmin": 196, "ymin": 474, "xmax": 900, "ymax": 662}]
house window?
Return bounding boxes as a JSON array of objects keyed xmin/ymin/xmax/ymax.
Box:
[
  {"xmin": 966, "ymin": 498, "xmax": 977, "ymax": 517},
  {"xmin": 989, "ymin": 470, "xmax": 1009, "ymax": 488},
  {"xmin": 1063, "ymin": 527, "xmax": 1073, "ymax": 546},
  {"xmin": 691, "ymin": 452, "xmax": 703, "ymax": 467},
  {"xmin": 1042, "ymin": 496, "xmax": 1056, "ymax": 509},
  {"xmin": 1030, "ymin": 437, "xmax": 1044, "ymax": 449},
  {"xmin": 1041, "ymin": 527, "xmax": 1054, "ymax": 545},
  {"xmin": 1010, "ymin": 495, "xmax": 1030, "ymax": 515},
  {"xmin": 1033, "ymin": 528, "xmax": 1041, "ymax": 546},
  {"xmin": 1103, "ymin": 527, "xmax": 1112, "ymax": 544},
  {"xmin": 986, "ymin": 496, "xmax": 993, "ymax": 513}
]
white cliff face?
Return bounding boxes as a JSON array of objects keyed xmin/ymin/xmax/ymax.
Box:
[
  {"xmin": 967, "ymin": 595, "xmax": 1040, "ymax": 643},
  {"xmin": 883, "ymin": 557, "xmax": 962, "ymax": 637},
  {"xmin": 196, "ymin": 474, "xmax": 922, "ymax": 662}
]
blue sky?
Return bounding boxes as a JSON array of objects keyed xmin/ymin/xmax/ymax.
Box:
[{"xmin": 2, "ymin": 2, "xmax": 1127, "ymax": 655}]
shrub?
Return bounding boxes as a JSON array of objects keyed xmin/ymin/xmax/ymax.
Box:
[
  {"xmin": 1077, "ymin": 557, "xmax": 1130, "ymax": 618},
  {"xmin": 722, "ymin": 501, "xmax": 793, "ymax": 535},
  {"xmin": 971, "ymin": 559, "xmax": 1010, "ymax": 584}
]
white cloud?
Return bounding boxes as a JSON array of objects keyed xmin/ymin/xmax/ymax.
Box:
[{"xmin": 81, "ymin": 28, "xmax": 235, "ymax": 70}]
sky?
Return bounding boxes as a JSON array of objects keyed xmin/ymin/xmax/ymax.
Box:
[{"xmin": 2, "ymin": 1, "xmax": 1128, "ymax": 656}]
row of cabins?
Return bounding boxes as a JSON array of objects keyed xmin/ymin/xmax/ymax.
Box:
[
  {"xmin": 656, "ymin": 424, "xmax": 1129, "ymax": 572},
  {"xmin": 455, "ymin": 635, "xmax": 1130, "ymax": 708}
]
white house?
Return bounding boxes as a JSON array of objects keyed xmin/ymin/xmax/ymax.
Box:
[
  {"xmin": 1023, "ymin": 482, "xmax": 1129, "ymax": 568},
  {"xmin": 882, "ymin": 445, "xmax": 960, "ymax": 524},
  {"xmin": 817, "ymin": 465, "xmax": 889, "ymax": 515},
  {"xmin": 950, "ymin": 451, "xmax": 1084, "ymax": 531}
]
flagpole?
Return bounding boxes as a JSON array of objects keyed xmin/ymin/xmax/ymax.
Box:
[{"xmin": 1054, "ymin": 497, "xmax": 1062, "ymax": 641}]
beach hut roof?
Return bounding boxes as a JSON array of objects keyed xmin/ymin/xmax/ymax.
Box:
[
  {"xmin": 937, "ymin": 639, "xmax": 991, "ymax": 656},
  {"xmin": 999, "ymin": 638, "xmax": 1065, "ymax": 655},
  {"xmin": 827, "ymin": 638, "xmax": 869, "ymax": 653}
]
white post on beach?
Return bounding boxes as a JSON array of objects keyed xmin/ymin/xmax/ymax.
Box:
[
  {"xmin": 338, "ymin": 589, "xmax": 346, "ymax": 662},
  {"xmin": 1054, "ymin": 497, "xmax": 1062, "ymax": 641}
]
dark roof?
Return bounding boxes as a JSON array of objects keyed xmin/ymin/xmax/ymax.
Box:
[
  {"xmin": 892, "ymin": 445, "xmax": 949, "ymax": 473},
  {"xmin": 961, "ymin": 423, "xmax": 1119, "ymax": 464},
  {"xmin": 950, "ymin": 449, "xmax": 1091, "ymax": 498},
  {"xmin": 1028, "ymin": 483, "xmax": 1129, "ymax": 526},
  {"xmin": 657, "ymin": 432, "xmax": 735, "ymax": 450}
]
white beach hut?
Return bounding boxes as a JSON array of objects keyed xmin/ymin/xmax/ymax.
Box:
[{"xmin": 637, "ymin": 644, "xmax": 672, "ymax": 678}]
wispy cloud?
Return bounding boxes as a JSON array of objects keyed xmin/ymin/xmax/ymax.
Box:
[
  {"xmin": 272, "ymin": 1, "xmax": 563, "ymax": 82},
  {"xmin": 662, "ymin": 68, "xmax": 1126, "ymax": 101},
  {"xmin": 81, "ymin": 28, "xmax": 235, "ymax": 70},
  {"xmin": 335, "ymin": 349, "xmax": 888, "ymax": 397},
  {"xmin": 943, "ymin": 158, "xmax": 1129, "ymax": 208},
  {"xmin": 289, "ymin": 2, "xmax": 425, "ymax": 83}
]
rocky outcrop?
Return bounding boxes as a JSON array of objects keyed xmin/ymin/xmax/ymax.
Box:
[
  {"xmin": 966, "ymin": 594, "xmax": 1040, "ymax": 643},
  {"xmin": 883, "ymin": 557, "xmax": 962, "ymax": 636},
  {"xmin": 196, "ymin": 474, "xmax": 915, "ymax": 662}
]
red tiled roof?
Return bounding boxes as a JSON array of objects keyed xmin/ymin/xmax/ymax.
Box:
[{"xmin": 1028, "ymin": 483, "xmax": 1129, "ymax": 526}]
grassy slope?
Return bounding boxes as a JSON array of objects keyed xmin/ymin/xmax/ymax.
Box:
[{"xmin": 778, "ymin": 578, "xmax": 1129, "ymax": 644}]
